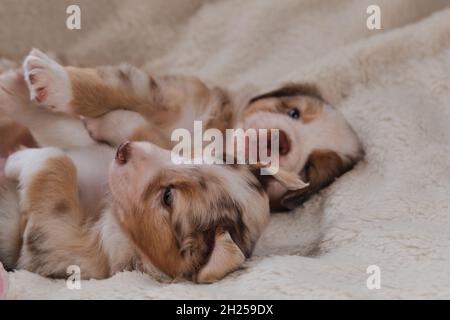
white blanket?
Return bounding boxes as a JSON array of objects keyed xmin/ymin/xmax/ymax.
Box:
[{"xmin": 1, "ymin": 0, "xmax": 450, "ymax": 299}]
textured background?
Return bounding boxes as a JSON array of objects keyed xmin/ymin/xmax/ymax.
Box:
[{"xmin": 1, "ymin": 0, "xmax": 450, "ymax": 299}]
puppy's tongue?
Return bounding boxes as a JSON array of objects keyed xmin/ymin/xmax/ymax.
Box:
[
  {"xmin": 278, "ymin": 130, "xmax": 290, "ymax": 156},
  {"xmin": 241, "ymin": 129, "xmax": 291, "ymax": 162},
  {"xmin": 258, "ymin": 130, "xmax": 290, "ymax": 159}
]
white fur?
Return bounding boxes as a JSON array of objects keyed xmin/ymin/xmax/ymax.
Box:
[
  {"xmin": 83, "ymin": 110, "xmax": 148, "ymax": 146},
  {"xmin": 95, "ymin": 210, "xmax": 135, "ymax": 272},
  {"xmin": 0, "ymin": 68, "xmax": 96, "ymax": 149},
  {"xmin": 5, "ymin": 148, "xmax": 64, "ymax": 205},
  {"xmin": 5, "ymin": 147, "xmax": 63, "ymax": 181},
  {"xmin": 300, "ymin": 104, "xmax": 362, "ymax": 161},
  {"xmin": 23, "ymin": 49, "xmax": 72, "ymax": 113}
]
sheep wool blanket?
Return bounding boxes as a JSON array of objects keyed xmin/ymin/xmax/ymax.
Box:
[{"xmin": 1, "ymin": 0, "xmax": 450, "ymax": 299}]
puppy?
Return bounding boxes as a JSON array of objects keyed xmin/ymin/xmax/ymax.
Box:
[
  {"xmin": 10, "ymin": 49, "xmax": 364, "ymax": 212},
  {"xmin": 0, "ymin": 67, "xmax": 309, "ymax": 282},
  {"xmin": 0, "ymin": 143, "xmax": 305, "ymax": 283}
]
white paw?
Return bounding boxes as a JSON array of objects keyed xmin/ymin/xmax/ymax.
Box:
[
  {"xmin": 22, "ymin": 49, "xmax": 72, "ymax": 112},
  {"xmin": 82, "ymin": 110, "xmax": 147, "ymax": 145},
  {"xmin": 82, "ymin": 116, "xmax": 104, "ymax": 142},
  {"xmin": 5, "ymin": 147, "xmax": 64, "ymax": 183}
]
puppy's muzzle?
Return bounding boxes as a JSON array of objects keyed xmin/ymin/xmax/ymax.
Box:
[
  {"xmin": 116, "ymin": 141, "xmax": 131, "ymax": 165},
  {"xmin": 264, "ymin": 130, "xmax": 290, "ymax": 156},
  {"xmin": 278, "ymin": 130, "xmax": 290, "ymax": 156}
]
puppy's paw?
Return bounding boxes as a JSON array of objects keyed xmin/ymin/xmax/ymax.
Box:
[
  {"xmin": 81, "ymin": 110, "xmax": 146, "ymax": 146},
  {"xmin": 5, "ymin": 147, "xmax": 64, "ymax": 182},
  {"xmin": 23, "ymin": 49, "xmax": 72, "ymax": 112},
  {"xmin": 82, "ymin": 116, "xmax": 105, "ymax": 142}
]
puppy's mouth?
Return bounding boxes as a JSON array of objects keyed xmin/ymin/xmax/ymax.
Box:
[
  {"xmin": 262, "ymin": 129, "xmax": 291, "ymax": 157},
  {"xmin": 277, "ymin": 130, "xmax": 291, "ymax": 156},
  {"xmin": 116, "ymin": 141, "xmax": 131, "ymax": 165}
]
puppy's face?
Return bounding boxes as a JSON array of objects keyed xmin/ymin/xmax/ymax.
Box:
[
  {"xmin": 240, "ymin": 84, "xmax": 364, "ymax": 210},
  {"xmin": 108, "ymin": 141, "xmax": 270, "ymax": 283}
]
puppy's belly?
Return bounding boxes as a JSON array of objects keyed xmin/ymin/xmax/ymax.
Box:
[{"xmin": 67, "ymin": 144, "xmax": 115, "ymax": 216}]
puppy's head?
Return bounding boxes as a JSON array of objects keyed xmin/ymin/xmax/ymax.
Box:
[
  {"xmin": 241, "ymin": 83, "xmax": 364, "ymax": 211},
  {"xmin": 108, "ymin": 141, "xmax": 270, "ymax": 283}
]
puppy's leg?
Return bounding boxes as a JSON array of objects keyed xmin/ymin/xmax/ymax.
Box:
[
  {"xmin": 22, "ymin": 49, "xmax": 72, "ymax": 112},
  {"xmin": 23, "ymin": 49, "xmax": 214, "ymax": 121},
  {"xmin": 23, "ymin": 49, "xmax": 150, "ymax": 117},
  {"xmin": 83, "ymin": 110, "xmax": 170, "ymax": 148},
  {"xmin": 5, "ymin": 147, "xmax": 66, "ymax": 202},
  {"xmin": 83, "ymin": 110, "xmax": 148, "ymax": 146},
  {"xmin": 0, "ymin": 171, "xmax": 22, "ymax": 269},
  {"xmin": 4, "ymin": 148, "xmax": 109, "ymax": 278},
  {"xmin": 0, "ymin": 69, "xmax": 96, "ymax": 149}
]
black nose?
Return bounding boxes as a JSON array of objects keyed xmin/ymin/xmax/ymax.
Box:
[{"xmin": 116, "ymin": 141, "xmax": 131, "ymax": 165}]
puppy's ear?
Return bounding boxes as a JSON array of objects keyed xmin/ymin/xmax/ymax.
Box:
[
  {"xmin": 281, "ymin": 150, "xmax": 354, "ymax": 210},
  {"xmin": 194, "ymin": 228, "xmax": 245, "ymax": 284},
  {"xmin": 249, "ymin": 83, "xmax": 323, "ymax": 104}
]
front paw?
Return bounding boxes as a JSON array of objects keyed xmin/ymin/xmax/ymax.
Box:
[
  {"xmin": 5, "ymin": 147, "xmax": 64, "ymax": 182},
  {"xmin": 23, "ymin": 49, "xmax": 72, "ymax": 113},
  {"xmin": 82, "ymin": 116, "xmax": 105, "ymax": 142}
]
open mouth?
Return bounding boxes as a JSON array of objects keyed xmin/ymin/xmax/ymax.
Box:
[
  {"xmin": 265, "ymin": 129, "xmax": 291, "ymax": 157},
  {"xmin": 247, "ymin": 129, "xmax": 291, "ymax": 161},
  {"xmin": 277, "ymin": 130, "xmax": 291, "ymax": 156}
]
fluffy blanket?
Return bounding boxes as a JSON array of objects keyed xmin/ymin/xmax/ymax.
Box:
[{"xmin": 1, "ymin": 0, "xmax": 450, "ymax": 299}]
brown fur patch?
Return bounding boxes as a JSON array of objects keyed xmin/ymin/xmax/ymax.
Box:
[
  {"xmin": 0, "ymin": 118, "xmax": 37, "ymax": 157},
  {"xmin": 205, "ymin": 87, "xmax": 234, "ymax": 133},
  {"xmin": 25, "ymin": 225, "xmax": 48, "ymax": 256},
  {"xmin": 116, "ymin": 163, "xmax": 261, "ymax": 280},
  {"xmin": 249, "ymin": 83, "xmax": 324, "ymax": 104},
  {"xmin": 128, "ymin": 123, "xmax": 171, "ymax": 149},
  {"xmin": 68, "ymin": 67, "xmax": 144, "ymax": 118},
  {"xmin": 25, "ymin": 156, "xmax": 81, "ymax": 219},
  {"xmin": 280, "ymin": 150, "xmax": 359, "ymax": 210},
  {"xmin": 22, "ymin": 155, "xmax": 110, "ymax": 278}
]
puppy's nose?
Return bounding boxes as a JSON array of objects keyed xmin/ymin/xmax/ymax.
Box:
[{"xmin": 116, "ymin": 141, "xmax": 131, "ymax": 165}]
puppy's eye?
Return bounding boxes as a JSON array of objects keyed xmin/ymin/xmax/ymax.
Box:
[
  {"xmin": 287, "ymin": 108, "xmax": 300, "ymax": 119},
  {"xmin": 162, "ymin": 187, "xmax": 173, "ymax": 208}
]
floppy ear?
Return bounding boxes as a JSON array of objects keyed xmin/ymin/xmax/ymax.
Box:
[
  {"xmin": 281, "ymin": 150, "xmax": 354, "ymax": 210},
  {"xmin": 249, "ymin": 83, "xmax": 324, "ymax": 104},
  {"xmin": 194, "ymin": 228, "xmax": 245, "ymax": 284}
]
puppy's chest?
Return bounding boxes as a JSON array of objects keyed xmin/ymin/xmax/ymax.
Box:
[{"xmin": 67, "ymin": 145, "xmax": 114, "ymax": 216}]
